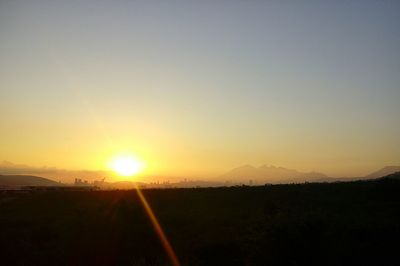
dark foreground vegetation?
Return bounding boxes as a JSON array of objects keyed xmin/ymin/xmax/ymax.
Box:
[{"xmin": 1, "ymin": 179, "xmax": 399, "ymax": 266}]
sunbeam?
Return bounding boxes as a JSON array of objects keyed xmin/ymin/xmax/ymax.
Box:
[{"xmin": 135, "ymin": 186, "xmax": 181, "ymax": 266}]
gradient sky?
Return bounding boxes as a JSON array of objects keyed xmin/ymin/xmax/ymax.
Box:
[{"xmin": 1, "ymin": 0, "xmax": 399, "ymax": 179}]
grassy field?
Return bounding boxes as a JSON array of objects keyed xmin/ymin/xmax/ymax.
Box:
[{"xmin": 0, "ymin": 179, "xmax": 399, "ymax": 265}]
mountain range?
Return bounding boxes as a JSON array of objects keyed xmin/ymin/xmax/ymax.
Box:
[
  {"xmin": 219, "ymin": 165, "xmax": 400, "ymax": 184},
  {"xmin": 365, "ymin": 166, "xmax": 400, "ymax": 179},
  {"xmin": 219, "ymin": 164, "xmax": 328, "ymax": 184},
  {"xmin": 1, "ymin": 164, "xmax": 400, "ymax": 187}
]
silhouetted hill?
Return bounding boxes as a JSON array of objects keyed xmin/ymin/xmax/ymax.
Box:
[
  {"xmin": 0, "ymin": 161, "xmax": 108, "ymax": 183},
  {"xmin": 0, "ymin": 175, "xmax": 59, "ymax": 187},
  {"xmin": 366, "ymin": 166, "xmax": 400, "ymax": 178},
  {"xmin": 220, "ymin": 164, "xmax": 328, "ymax": 184},
  {"xmin": 380, "ymin": 171, "xmax": 400, "ymax": 180}
]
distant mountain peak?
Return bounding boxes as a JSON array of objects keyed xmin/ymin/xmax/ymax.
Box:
[
  {"xmin": 241, "ymin": 164, "xmax": 256, "ymax": 168},
  {"xmin": 366, "ymin": 166, "xmax": 400, "ymax": 178},
  {"xmin": 220, "ymin": 164, "xmax": 328, "ymax": 184},
  {"xmin": 232, "ymin": 164, "xmax": 257, "ymax": 170},
  {"xmin": 260, "ymin": 164, "xmax": 272, "ymax": 168}
]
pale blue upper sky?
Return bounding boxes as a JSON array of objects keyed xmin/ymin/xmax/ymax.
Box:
[{"xmin": 1, "ymin": 1, "xmax": 399, "ymax": 177}]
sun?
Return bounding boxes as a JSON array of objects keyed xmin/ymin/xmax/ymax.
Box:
[{"xmin": 109, "ymin": 155, "xmax": 144, "ymax": 177}]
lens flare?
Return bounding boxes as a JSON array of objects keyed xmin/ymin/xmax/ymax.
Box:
[{"xmin": 135, "ymin": 186, "xmax": 181, "ymax": 266}]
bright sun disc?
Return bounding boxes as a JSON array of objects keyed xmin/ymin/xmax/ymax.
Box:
[{"xmin": 110, "ymin": 156, "xmax": 143, "ymax": 176}]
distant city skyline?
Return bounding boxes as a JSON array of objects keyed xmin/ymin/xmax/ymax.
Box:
[{"xmin": 1, "ymin": 1, "xmax": 399, "ymax": 180}]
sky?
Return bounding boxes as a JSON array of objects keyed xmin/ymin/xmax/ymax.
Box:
[{"xmin": 1, "ymin": 0, "xmax": 399, "ymax": 180}]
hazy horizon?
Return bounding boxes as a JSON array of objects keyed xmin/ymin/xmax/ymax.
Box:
[
  {"xmin": 1, "ymin": 1, "xmax": 399, "ymax": 180},
  {"xmin": 1, "ymin": 160, "xmax": 399, "ymax": 184}
]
